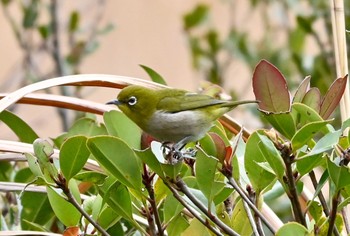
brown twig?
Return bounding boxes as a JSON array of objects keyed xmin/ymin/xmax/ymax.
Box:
[
  {"xmin": 327, "ymin": 190, "xmax": 341, "ymax": 236},
  {"xmin": 162, "ymin": 180, "xmax": 223, "ymax": 236},
  {"xmin": 175, "ymin": 177, "xmax": 240, "ymax": 236},
  {"xmin": 142, "ymin": 164, "xmax": 164, "ymax": 236}
]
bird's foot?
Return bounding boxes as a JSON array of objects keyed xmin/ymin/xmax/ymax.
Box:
[{"xmin": 161, "ymin": 142, "xmax": 197, "ymax": 164}]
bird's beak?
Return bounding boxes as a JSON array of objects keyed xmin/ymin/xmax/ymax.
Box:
[{"xmin": 106, "ymin": 99, "xmax": 122, "ymax": 106}]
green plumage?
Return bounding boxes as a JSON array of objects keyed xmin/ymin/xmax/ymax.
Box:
[{"xmin": 107, "ymin": 85, "xmax": 257, "ymax": 149}]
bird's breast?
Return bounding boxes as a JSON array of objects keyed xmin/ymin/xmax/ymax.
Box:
[{"xmin": 147, "ymin": 110, "xmax": 212, "ymax": 143}]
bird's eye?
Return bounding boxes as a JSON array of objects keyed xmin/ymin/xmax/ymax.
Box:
[{"xmin": 127, "ymin": 96, "xmax": 137, "ymax": 106}]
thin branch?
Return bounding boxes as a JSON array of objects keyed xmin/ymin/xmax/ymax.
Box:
[
  {"xmin": 63, "ymin": 185, "xmax": 110, "ymax": 236},
  {"xmin": 142, "ymin": 165, "xmax": 164, "ymax": 236},
  {"xmin": 162, "ymin": 180, "xmax": 223, "ymax": 236},
  {"xmin": 226, "ymin": 176, "xmax": 275, "ymax": 234},
  {"xmin": 309, "ymin": 171, "xmax": 330, "ymax": 216},
  {"xmin": 282, "ymin": 150, "xmax": 306, "ymax": 226},
  {"xmin": 241, "ymin": 200, "xmax": 260, "ymax": 236},
  {"xmin": 175, "ymin": 177, "xmax": 240, "ymax": 236},
  {"xmin": 327, "ymin": 190, "xmax": 341, "ymax": 236}
]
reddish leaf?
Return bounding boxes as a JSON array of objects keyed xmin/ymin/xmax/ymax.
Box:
[
  {"xmin": 208, "ymin": 132, "xmax": 227, "ymax": 164},
  {"xmin": 293, "ymin": 75, "xmax": 311, "ymax": 103},
  {"xmin": 63, "ymin": 226, "xmax": 80, "ymax": 236},
  {"xmin": 301, "ymin": 87, "xmax": 321, "ymax": 112},
  {"xmin": 320, "ymin": 75, "xmax": 348, "ymax": 119},
  {"xmin": 252, "ymin": 60, "xmax": 290, "ymax": 112}
]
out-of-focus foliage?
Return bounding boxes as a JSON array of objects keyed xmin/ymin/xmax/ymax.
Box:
[
  {"xmin": 183, "ymin": 0, "xmax": 350, "ymax": 94},
  {"xmin": 1, "ymin": 0, "xmax": 113, "ymax": 130}
]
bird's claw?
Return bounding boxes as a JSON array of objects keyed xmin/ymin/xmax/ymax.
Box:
[{"xmin": 161, "ymin": 143, "xmax": 197, "ymax": 164}]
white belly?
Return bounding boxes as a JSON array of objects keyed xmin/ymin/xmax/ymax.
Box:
[{"xmin": 147, "ymin": 110, "xmax": 212, "ymax": 143}]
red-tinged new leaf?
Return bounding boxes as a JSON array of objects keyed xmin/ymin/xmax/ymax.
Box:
[
  {"xmin": 293, "ymin": 75, "xmax": 311, "ymax": 103},
  {"xmin": 301, "ymin": 87, "xmax": 321, "ymax": 113},
  {"xmin": 252, "ymin": 60, "xmax": 290, "ymax": 112},
  {"xmin": 320, "ymin": 75, "xmax": 348, "ymax": 119}
]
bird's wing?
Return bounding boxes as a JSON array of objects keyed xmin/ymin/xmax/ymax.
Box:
[{"xmin": 157, "ymin": 92, "xmax": 226, "ymax": 113}]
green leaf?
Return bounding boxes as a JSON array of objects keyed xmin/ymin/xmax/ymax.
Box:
[
  {"xmin": 182, "ymin": 218, "xmax": 211, "ymax": 236},
  {"xmin": 296, "ymin": 153, "xmax": 325, "ymax": 177},
  {"xmin": 292, "ymin": 102, "xmax": 331, "ymax": 131},
  {"xmin": 166, "ymin": 214, "xmax": 190, "ymax": 236},
  {"xmin": 38, "ymin": 25, "xmax": 51, "ymax": 39},
  {"xmin": 183, "ymin": 4, "xmax": 209, "ymax": 30},
  {"xmin": 245, "ymin": 131, "xmax": 277, "ymax": 193},
  {"xmin": 304, "ymin": 130, "xmax": 341, "ymax": 157},
  {"xmin": 275, "ymin": 222, "xmax": 309, "ymax": 236},
  {"xmin": 69, "ymin": 11, "xmax": 80, "ymax": 33},
  {"xmin": 25, "ymin": 153, "xmax": 44, "ymax": 178},
  {"xmin": 301, "ymin": 88, "xmax": 321, "ymax": 112},
  {"xmin": 0, "ymin": 110, "xmax": 39, "ymax": 143},
  {"xmin": 163, "ymin": 195, "xmax": 184, "ymax": 224},
  {"xmin": 293, "ymin": 76, "xmax": 311, "ymax": 103},
  {"xmin": 103, "ymin": 181, "xmax": 133, "ymax": 222},
  {"xmin": 320, "ymin": 75, "xmax": 348, "ymax": 119},
  {"xmin": 87, "ymin": 136, "xmax": 142, "ymax": 192},
  {"xmin": 98, "ymin": 205, "xmax": 121, "ymax": 230},
  {"xmin": 195, "ymin": 149, "xmax": 221, "ymax": 203},
  {"xmin": 231, "ymin": 199, "xmax": 253, "ymax": 235},
  {"xmin": 33, "ymin": 139, "xmax": 58, "ymax": 183},
  {"xmin": 74, "ymin": 171, "xmax": 107, "ymax": 184},
  {"xmin": 54, "ymin": 117, "xmax": 107, "ymax": 148},
  {"xmin": 308, "ymin": 200, "xmax": 323, "ymax": 223},
  {"xmin": 46, "ymin": 186, "xmax": 81, "ymax": 226},
  {"xmin": 140, "ymin": 65, "xmax": 167, "ymax": 85},
  {"xmin": 59, "ymin": 135, "xmax": 90, "ymax": 181},
  {"xmin": 257, "ymin": 134, "xmax": 285, "ymax": 181},
  {"xmin": 21, "ymin": 192, "xmax": 54, "ymax": 230},
  {"xmin": 291, "ymin": 120, "xmax": 331, "ymax": 151},
  {"xmin": 252, "ymin": 60, "xmax": 290, "ymax": 112},
  {"xmin": 104, "ymin": 110, "xmax": 141, "ymax": 149},
  {"xmin": 261, "ymin": 112, "xmax": 296, "ymax": 139},
  {"xmin": 327, "ymin": 158, "xmax": 350, "ymax": 191},
  {"xmin": 22, "ymin": 0, "xmax": 39, "ymax": 28},
  {"xmin": 135, "ymin": 148, "xmax": 165, "ymax": 179}
]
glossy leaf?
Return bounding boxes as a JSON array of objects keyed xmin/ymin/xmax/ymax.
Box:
[
  {"xmin": 163, "ymin": 195, "xmax": 184, "ymax": 224},
  {"xmin": 166, "ymin": 214, "xmax": 190, "ymax": 236},
  {"xmin": 304, "ymin": 130, "xmax": 341, "ymax": 157},
  {"xmin": 103, "ymin": 181, "xmax": 133, "ymax": 222},
  {"xmin": 301, "ymin": 87, "xmax": 321, "ymax": 112},
  {"xmin": 291, "ymin": 120, "xmax": 331, "ymax": 151},
  {"xmin": 257, "ymin": 133, "xmax": 285, "ymax": 181},
  {"xmin": 292, "ymin": 102, "xmax": 330, "ymax": 130},
  {"xmin": 261, "ymin": 112, "xmax": 296, "ymax": 139},
  {"xmin": 245, "ymin": 130, "xmax": 276, "ymax": 193},
  {"xmin": 327, "ymin": 158, "xmax": 350, "ymax": 191},
  {"xmin": 97, "ymin": 205, "xmax": 121, "ymax": 230},
  {"xmin": 275, "ymin": 222, "xmax": 309, "ymax": 236},
  {"xmin": 74, "ymin": 171, "xmax": 107, "ymax": 184},
  {"xmin": 0, "ymin": 110, "xmax": 39, "ymax": 143},
  {"xmin": 21, "ymin": 192, "xmax": 54, "ymax": 230},
  {"xmin": 182, "ymin": 218, "xmax": 211, "ymax": 236},
  {"xmin": 293, "ymin": 76, "xmax": 311, "ymax": 103},
  {"xmin": 46, "ymin": 186, "xmax": 81, "ymax": 226},
  {"xmin": 135, "ymin": 148, "xmax": 165, "ymax": 179},
  {"xmin": 253, "ymin": 60, "xmax": 290, "ymax": 112},
  {"xmin": 296, "ymin": 153, "xmax": 324, "ymax": 177},
  {"xmin": 140, "ymin": 64, "xmax": 167, "ymax": 85},
  {"xmin": 320, "ymin": 75, "xmax": 348, "ymax": 119},
  {"xmin": 59, "ymin": 135, "xmax": 90, "ymax": 181},
  {"xmin": 195, "ymin": 149, "xmax": 221, "ymax": 203},
  {"xmin": 87, "ymin": 136, "xmax": 142, "ymax": 192},
  {"xmin": 104, "ymin": 110, "xmax": 141, "ymax": 149},
  {"xmin": 231, "ymin": 199, "xmax": 253, "ymax": 235}
]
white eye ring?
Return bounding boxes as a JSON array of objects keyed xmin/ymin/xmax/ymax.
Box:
[{"xmin": 128, "ymin": 96, "xmax": 137, "ymax": 106}]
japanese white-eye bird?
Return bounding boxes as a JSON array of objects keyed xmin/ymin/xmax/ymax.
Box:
[{"xmin": 106, "ymin": 85, "xmax": 257, "ymax": 152}]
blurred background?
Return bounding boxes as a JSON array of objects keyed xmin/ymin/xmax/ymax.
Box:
[{"xmin": 1, "ymin": 0, "xmax": 349, "ymax": 140}]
